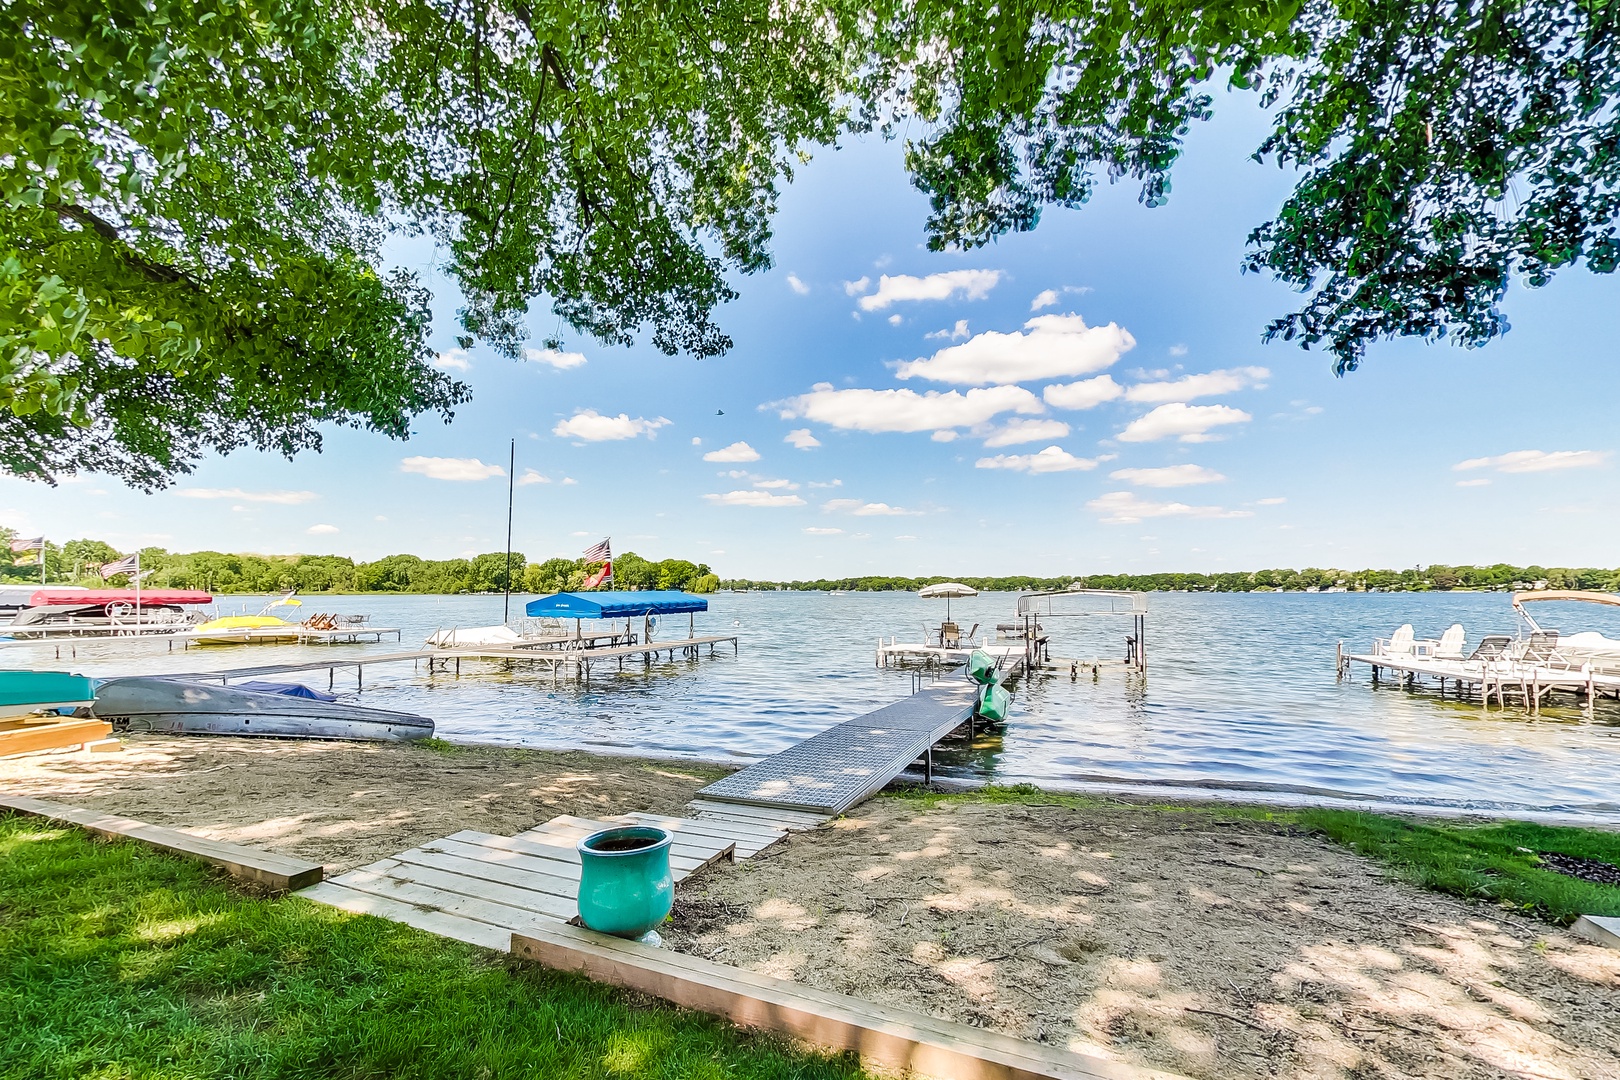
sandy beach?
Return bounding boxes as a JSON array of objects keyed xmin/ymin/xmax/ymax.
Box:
[{"xmin": 4, "ymin": 736, "xmax": 1618, "ymax": 1079}]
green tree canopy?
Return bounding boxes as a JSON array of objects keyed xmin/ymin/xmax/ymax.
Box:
[
  {"xmin": 867, "ymin": 0, "xmax": 1620, "ymax": 369},
  {"xmin": 2, "ymin": 0, "xmax": 852, "ymax": 486},
  {"xmin": 7, "ymin": 0, "xmax": 1617, "ymax": 493}
]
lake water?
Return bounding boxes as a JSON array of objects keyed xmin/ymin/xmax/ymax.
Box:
[{"xmin": 14, "ymin": 591, "xmax": 1620, "ymax": 823}]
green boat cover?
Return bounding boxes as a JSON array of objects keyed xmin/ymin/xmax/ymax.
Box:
[
  {"xmin": 965, "ymin": 649, "xmax": 998, "ymax": 685},
  {"xmin": 977, "ymin": 683, "xmax": 1011, "ymax": 722},
  {"xmin": 0, "ymin": 670, "xmax": 94, "ymax": 707}
]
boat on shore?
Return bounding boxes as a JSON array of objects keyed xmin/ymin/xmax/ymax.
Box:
[{"xmin": 91, "ymin": 677, "xmax": 434, "ymax": 741}]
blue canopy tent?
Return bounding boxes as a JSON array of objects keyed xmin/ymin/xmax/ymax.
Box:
[{"xmin": 525, "ymin": 590, "xmax": 708, "ymax": 642}]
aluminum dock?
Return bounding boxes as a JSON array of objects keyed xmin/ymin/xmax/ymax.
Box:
[{"xmin": 693, "ymin": 675, "xmax": 986, "ymax": 817}]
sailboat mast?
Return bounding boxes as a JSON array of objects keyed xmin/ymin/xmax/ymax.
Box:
[{"xmin": 503, "ymin": 438, "xmax": 515, "ymax": 623}]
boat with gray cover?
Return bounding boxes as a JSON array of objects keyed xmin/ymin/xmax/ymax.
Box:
[{"xmin": 91, "ymin": 677, "xmax": 434, "ymax": 742}]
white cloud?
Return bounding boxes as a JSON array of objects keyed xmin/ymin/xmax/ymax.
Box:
[
  {"xmin": 702, "ymin": 441, "xmax": 761, "ymax": 463},
  {"xmin": 1256, "ymin": 496, "xmax": 1288, "ymax": 505},
  {"xmin": 525, "ymin": 347, "xmax": 587, "ymax": 370},
  {"xmin": 804, "ymin": 527, "xmax": 843, "ymax": 535},
  {"xmin": 823, "ymin": 499, "xmax": 919, "ymax": 516},
  {"xmin": 926, "ymin": 320, "xmax": 971, "ymax": 341},
  {"xmin": 843, "ymin": 276, "xmax": 871, "ymax": 297},
  {"xmin": 778, "ymin": 384, "xmax": 1043, "ymax": 433},
  {"xmin": 552, "ymin": 410, "xmax": 670, "ymax": 441},
  {"xmin": 887, "ymin": 314, "xmax": 903, "ymax": 326},
  {"xmin": 753, "ymin": 478, "xmax": 799, "ymax": 490},
  {"xmin": 1043, "ymin": 374, "xmax": 1123, "ymax": 411},
  {"xmin": 704, "ymin": 490, "xmax": 806, "ymax": 507},
  {"xmin": 516, "ymin": 469, "xmax": 551, "ymax": 486},
  {"xmin": 691, "ymin": 437, "xmax": 703, "ymax": 446},
  {"xmin": 976, "ymin": 446, "xmax": 1105, "ymax": 473},
  {"xmin": 931, "ymin": 430, "xmax": 958, "ymax": 442},
  {"xmin": 1110, "ymin": 464, "xmax": 1227, "ymax": 487},
  {"xmin": 896, "ymin": 314, "xmax": 1134, "ymax": 385},
  {"xmin": 306, "ymin": 523, "xmax": 339, "ymax": 535},
  {"xmin": 895, "ymin": 535, "xmax": 918, "ymax": 541},
  {"xmin": 1124, "ymin": 366, "xmax": 1269, "ymax": 403},
  {"xmin": 808, "ymin": 479, "xmax": 842, "ymax": 488},
  {"xmin": 1456, "ymin": 478, "xmax": 1492, "ymax": 488},
  {"xmin": 400, "ymin": 456, "xmax": 506, "ymax": 481},
  {"xmin": 434, "ymin": 348, "xmax": 472, "ymax": 372},
  {"xmin": 784, "ymin": 428, "xmax": 821, "ymax": 450},
  {"xmin": 176, "ymin": 488, "xmax": 319, "ymax": 505},
  {"xmin": 786, "ymin": 273, "xmax": 810, "ymax": 295},
  {"xmin": 561, "ymin": 477, "xmax": 578, "ymax": 485},
  {"xmin": 980, "ymin": 418, "xmax": 1071, "ymax": 447},
  {"xmin": 1118, "ymin": 403, "xmax": 1251, "ymax": 443},
  {"xmin": 1030, "ymin": 289, "xmax": 1059, "ymax": 311},
  {"xmin": 1168, "ymin": 344, "xmax": 1189, "ymax": 357},
  {"xmin": 1453, "ymin": 449, "xmax": 1608, "ymax": 473},
  {"xmin": 857, "ymin": 269, "xmax": 1001, "ymax": 311},
  {"xmin": 1087, "ymin": 491, "xmax": 1253, "ymax": 525}
]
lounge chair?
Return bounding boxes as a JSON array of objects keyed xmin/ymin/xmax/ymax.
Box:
[
  {"xmin": 1519, "ymin": 630, "xmax": 1575, "ymax": 668},
  {"xmin": 1467, "ymin": 635, "xmax": 1513, "ymax": 661},
  {"xmin": 940, "ymin": 621, "xmax": 961, "ymax": 648},
  {"xmin": 963, "ymin": 623, "xmax": 980, "ymax": 648}
]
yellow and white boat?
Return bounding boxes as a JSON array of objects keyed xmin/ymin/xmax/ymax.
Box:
[{"xmin": 191, "ymin": 598, "xmax": 303, "ymax": 644}]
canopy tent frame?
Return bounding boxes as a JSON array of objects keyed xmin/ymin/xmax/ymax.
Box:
[{"xmin": 1014, "ymin": 589, "xmax": 1149, "ymax": 672}]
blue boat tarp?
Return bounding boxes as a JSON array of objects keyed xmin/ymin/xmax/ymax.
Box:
[
  {"xmin": 525, "ymin": 591, "xmax": 708, "ymax": 619},
  {"xmin": 235, "ymin": 681, "xmax": 338, "ymax": 702}
]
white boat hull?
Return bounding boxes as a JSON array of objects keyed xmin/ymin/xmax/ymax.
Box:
[{"xmin": 91, "ymin": 677, "xmax": 433, "ymax": 742}]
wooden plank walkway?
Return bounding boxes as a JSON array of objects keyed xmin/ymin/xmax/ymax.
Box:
[
  {"xmin": 511, "ymin": 920, "xmax": 1180, "ymax": 1080},
  {"xmin": 0, "ymin": 795, "xmax": 323, "ymax": 890},
  {"xmin": 300, "ymin": 811, "xmax": 782, "ymax": 949},
  {"xmin": 692, "ymin": 678, "xmax": 980, "ymax": 815}
]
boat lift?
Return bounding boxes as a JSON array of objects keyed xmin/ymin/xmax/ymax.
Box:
[{"xmin": 1015, "ymin": 588, "xmax": 1149, "ymax": 672}]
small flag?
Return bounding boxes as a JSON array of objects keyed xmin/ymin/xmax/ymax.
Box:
[
  {"xmin": 581, "ymin": 538, "xmax": 611, "ymax": 562},
  {"xmin": 100, "ymin": 554, "xmax": 139, "ymax": 578},
  {"xmin": 9, "ymin": 536, "xmax": 43, "ymax": 554},
  {"xmin": 582, "ymin": 561, "xmax": 613, "ymax": 590}
]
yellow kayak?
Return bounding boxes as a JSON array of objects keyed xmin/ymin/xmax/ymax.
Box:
[{"xmin": 191, "ymin": 615, "xmax": 300, "ymax": 644}]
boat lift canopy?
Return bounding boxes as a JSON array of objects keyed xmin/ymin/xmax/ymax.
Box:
[
  {"xmin": 525, "ymin": 590, "xmax": 708, "ymax": 619},
  {"xmin": 1014, "ymin": 588, "xmax": 1149, "ymax": 671}
]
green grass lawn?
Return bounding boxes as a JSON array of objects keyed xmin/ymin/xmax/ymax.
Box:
[
  {"xmin": 0, "ymin": 814, "xmax": 869, "ymax": 1080},
  {"xmin": 895, "ymin": 784, "xmax": 1620, "ymax": 925}
]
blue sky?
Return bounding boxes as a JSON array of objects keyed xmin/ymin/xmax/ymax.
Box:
[{"xmin": 10, "ymin": 91, "xmax": 1620, "ymax": 578}]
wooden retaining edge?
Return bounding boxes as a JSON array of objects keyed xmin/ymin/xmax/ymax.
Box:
[
  {"xmin": 0, "ymin": 795, "xmax": 323, "ymax": 892},
  {"xmin": 1573, "ymin": 914, "xmax": 1620, "ymax": 949},
  {"xmin": 511, "ymin": 922, "xmax": 1182, "ymax": 1080}
]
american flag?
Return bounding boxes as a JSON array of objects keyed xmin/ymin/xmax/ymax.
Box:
[
  {"xmin": 9, "ymin": 536, "xmax": 43, "ymax": 553},
  {"xmin": 100, "ymin": 554, "xmax": 139, "ymax": 578},
  {"xmin": 581, "ymin": 538, "xmax": 611, "ymax": 562}
]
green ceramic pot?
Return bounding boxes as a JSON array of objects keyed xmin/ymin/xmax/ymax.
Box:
[{"xmin": 576, "ymin": 826, "xmax": 674, "ymax": 938}]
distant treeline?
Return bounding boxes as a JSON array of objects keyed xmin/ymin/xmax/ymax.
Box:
[
  {"xmin": 720, "ymin": 564, "xmax": 1620, "ymax": 593},
  {"xmin": 0, "ymin": 533, "xmax": 719, "ymax": 595}
]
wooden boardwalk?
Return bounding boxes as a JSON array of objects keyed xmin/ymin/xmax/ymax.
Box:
[
  {"xmin": 693, "ymin": 677, "xmax": 981, "ymax": 816},
  {"xmin": 300, "ymin": 811, "xmax": 786, "ymax": 951}
]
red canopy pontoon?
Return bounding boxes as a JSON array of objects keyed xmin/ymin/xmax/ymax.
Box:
[{"xmin": 26, "ymin": 589, "xmax": 213, "ymax": 607}]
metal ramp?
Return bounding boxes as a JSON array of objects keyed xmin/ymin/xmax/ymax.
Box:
[{"xmin": 693, "ymin": 678, "xmax": 979, "ymax": 816}]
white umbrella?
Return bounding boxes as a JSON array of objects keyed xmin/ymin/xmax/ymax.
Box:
[{"xmin": 918, "ymin": 581, "xmax": 977, "ymax": 621}]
